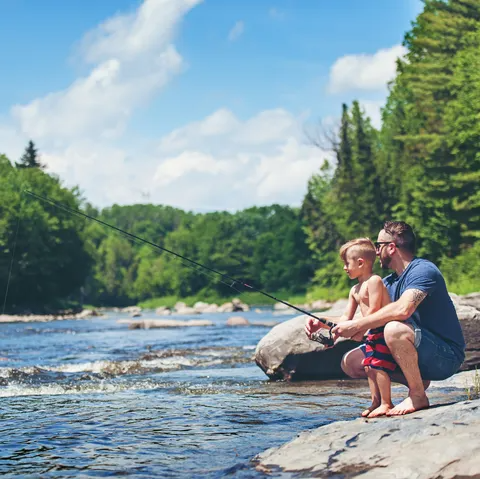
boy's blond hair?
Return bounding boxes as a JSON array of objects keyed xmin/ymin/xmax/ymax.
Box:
[{"xmin": 339, "ymin": 238, "xmax": 376, "ymax": 265}]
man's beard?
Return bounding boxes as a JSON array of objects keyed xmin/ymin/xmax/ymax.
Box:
[{"xmin": 380, "ymin": 255, "xmax": 392, "ymax": 269}]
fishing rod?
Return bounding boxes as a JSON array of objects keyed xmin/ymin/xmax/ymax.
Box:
[{"xmin": 24, "ymin": 189, "xmax": 335, "ymax": 345}]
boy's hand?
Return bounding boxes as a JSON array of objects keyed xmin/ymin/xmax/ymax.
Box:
[
  {"xmin": 304, "ymin": 316, "xmax": 327, "ymax": 338},
  {"xmin": 331, "ymin": 320, "xmax": 361, "ymax": 340}
]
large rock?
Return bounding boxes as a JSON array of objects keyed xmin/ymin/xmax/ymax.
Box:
[
  {"xmin": 226, "ymin": 316, "xmax": 250, "ymax": 326},
  {"xmin": 121, "ymin": 306, "xmax": 142, "ymax": 314},
  {"xmin": 193, "ymin": 302, "xmax": 218, "ymax": 313},
  {"xmin": 254, "ymin": 314, "xmax": 358, "ymax": 380},
  {"xmin": 255, "ymin": 398, "xmax": 480, "ymax": 478},
  {"xmin": 451, "ymin": 293, "xmax": 480, "ymax": 370},
  {"xmin": 459, "ymin": 292, "xmax": 480, "ymax": 310},
  {"xmin": 173, "ymin": 302, "xmax": 199, "ymax": 315}
]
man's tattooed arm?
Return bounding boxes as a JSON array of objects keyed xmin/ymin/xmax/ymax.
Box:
[{"xmin": 405, "ymin": 288, "xmax": 427, "ymax": 309}]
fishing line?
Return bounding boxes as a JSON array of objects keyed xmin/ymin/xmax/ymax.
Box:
[{"xmin": 23, "ymin": 189, "xmax": 335, "ymax": 343}]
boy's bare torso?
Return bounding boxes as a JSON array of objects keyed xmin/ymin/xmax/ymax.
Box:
[{"xmin": 352, "ymin": 275, "xmax": 390, "ymax": 316}]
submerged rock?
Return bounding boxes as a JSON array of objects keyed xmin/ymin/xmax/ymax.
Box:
[
  {"xmin": 255, "ymin": 398, "xmax": 480, "ymax": 478},
  {"xmin": 120, "ymin": 319, "xmax": 214, "ymax": 329}
]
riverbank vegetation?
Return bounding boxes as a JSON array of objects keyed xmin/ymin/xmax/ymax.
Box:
[{"xmin": 0, "ymin": 0, "xmax": 479, "ymax": 312}]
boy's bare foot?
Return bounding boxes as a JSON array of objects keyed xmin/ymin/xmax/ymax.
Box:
[
  {"xmin": 386, "ymin": 394, "xmax": 429, "ymax": 416},
  {"xmin": 367, "ymin": 403, "xmax": 394, "ymax": 418},
  {"xmin": 361, "ymin": 402, "xmax": 380, "ymax": 417}
]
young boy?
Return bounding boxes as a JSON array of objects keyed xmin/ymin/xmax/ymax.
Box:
[{"xmin": 339, "ymin": 238, "xmax": 396, "ymax": 418}]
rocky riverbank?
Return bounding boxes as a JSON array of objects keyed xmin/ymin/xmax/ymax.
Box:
[
  {"xmin": 255, "ymin": 371, "xmax": 480, "ymax": 478},
  {"xmin": 0, "ymin": 309, "xmax": 101, "ymax": 323}
]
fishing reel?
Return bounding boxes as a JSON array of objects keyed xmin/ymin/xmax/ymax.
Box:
[
  {"xmin": 310, "ymin": 330, "xmax": 335, "ymax": 347},
  {"xmin": 309, "ymin": 317, "xmax": 335, "ymax": 347}
]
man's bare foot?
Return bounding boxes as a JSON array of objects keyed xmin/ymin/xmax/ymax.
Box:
[
  {"xmin": 386, "ymin": 394, "xmax": 429, "ymax": 416},
  {"xmin": 367, "ymin": 403, "xmax": 394, "ymax": 418},
  {"xmin": 361, "ymin": 402, "xmax": 380, "ymax": 417}
]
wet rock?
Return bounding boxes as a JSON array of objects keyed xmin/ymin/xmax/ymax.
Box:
[
  {"xmin": 194, "ymin": 302, "xmax": 219, "ymax": 313},
  {"xmin": 450, "ymin": 293, "xmax": 480, "ymax": 371},
  {"xmin": 273, "ymin": 302, "xmax": 312, "ymax": 315},
  {"xmin": 250, "ymin": 321, "xmax": 279, "ymax": 327},
  {"xmin": 218, "ymin": 302, "xmax": 235, "ymax": 313},
  {"xmin": 273, "ymin": 302, "xmax": 291, "ymax": 311},
  {"xmin": 155, "ymin": 306, "xmax": 172, "ymax": 316},
  {"xmin": 254, "ymin": 314, "xmax": 358, "ymax": 380},
  {"xmin": 255, "ymin": 398, "xmax": 480, "ymax": 479},
  {"xmin": 310, "ymin": 299, "xmax": 333, "ymax": 311},
  {"xmin": 226, "ymin": 316, "xmax": 250, "ymax": 326},
  {"xmin": 173, "ymin": 302, "xmax": 199, "ymax": 315},
  {"xmin": 218, "ymin": 299, "xmax": 249, "ymax": 313},
  {"xmin": 232, "ymin": 298, "xmax": 250, "ymax": 312},
  {"xmin": 121, "ymin": 306, "xmax": 142, "ymax": 314},
  {"xmin": 121, "ymin": 319, "xmax": 214, "ymax": 329},
  {"xmin": 458, "ymin": 292, "xmax": 480, "ymax": 310}
]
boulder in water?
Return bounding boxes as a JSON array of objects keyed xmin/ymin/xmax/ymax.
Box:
[
  {"xmin": 226, "ymin": 316, "xmax": 250, "ymax": 326},
  {"xmin": 254, "ymin": 314, "xmax": 358, "ymax": 381}
]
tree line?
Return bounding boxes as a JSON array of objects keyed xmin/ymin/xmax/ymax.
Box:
[{"xmin": 0, "ymin": 0, "xmax": 478, "ymax": 312}]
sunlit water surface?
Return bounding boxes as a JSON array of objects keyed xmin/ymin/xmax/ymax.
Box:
[{"xmin": 0, "ymin": 311, "xmax": 465, "ymax": 477}]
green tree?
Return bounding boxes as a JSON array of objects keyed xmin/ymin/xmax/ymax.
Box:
[
  {"xmin": 382, "ymin": 0, "xmax": 480, "ymax": 258},
  {"xmin": 0, "ymin": 162, "xmax": 93, "ymax": 312},
  {"xmin": 16, "ymin": 140, "xmax": 44, "ymax": 169}
]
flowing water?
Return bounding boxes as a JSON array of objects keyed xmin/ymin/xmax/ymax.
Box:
[{"xmin": 0, "ymin": 310, "xmax": 466, "ymax": 478}]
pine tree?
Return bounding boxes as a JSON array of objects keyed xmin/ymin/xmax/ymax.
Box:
[
  {"xmin": 329, "ymin": 103, "xmax": 361, "ymax": 239},
  {"xmin": 380, "ymin": 0, "xmax": 480, "ymax": 258},
  {"xmin": 350, "ymin": 101, "xmax": 382, "ymax": 236},
  {"xmin": 445, "ymin": 26, "xmax": 480, "ymax": 242},
  {"xmin": 16, "ymin": 140, "xmax": 44, "ymax": 169}
]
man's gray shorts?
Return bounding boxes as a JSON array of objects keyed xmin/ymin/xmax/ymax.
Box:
[{"xmin": 359, "ymin": 319, "xmax": 464, "ymax": 381}]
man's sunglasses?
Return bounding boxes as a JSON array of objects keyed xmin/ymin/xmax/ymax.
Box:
[{"xmin": 374, "ymin": 241, "xmax": 396, "ymax": 250}]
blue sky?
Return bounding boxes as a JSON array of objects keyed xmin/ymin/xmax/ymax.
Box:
[{"xmin": 0, "ymin": 0, "xmax": 423, "ymax": 210}]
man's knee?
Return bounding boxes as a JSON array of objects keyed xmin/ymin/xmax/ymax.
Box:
[{"xmin": 384, "ymin": 321, "xmax": 414, "ymax": 346}]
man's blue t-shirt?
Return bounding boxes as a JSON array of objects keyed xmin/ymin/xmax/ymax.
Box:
[{"xmin": 383, "ymin": 257, "xmax": 466, "ymax": 360}]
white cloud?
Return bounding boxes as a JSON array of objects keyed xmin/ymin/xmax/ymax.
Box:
[
  {"xmin": 228, "ymin": 21, "xmax": 244, "ymax": 42},
  {"xmin": 328, "ymin": 44, "xmax": 407, "ymax": 93},
  {"xmin": 153, "ymin": 151, "xmax": 231, "ymax": 186},
  {"xmin": 360, "ymin": 100, "xmax": 384, "ymax": 129},
  {"xmin": 1, "ymin": 0, "xmax": 331, "ymax": 212},
  {"xmin": 148, "ymin": 108, "xmax": 330, "ymax": 210},
  {"xmin": 11, "ymin": 0, "xmax": 201, "ymax": 144},
  {"xmin": 0, "ymin": 125, "xmax": 27, "ymax": 163}
]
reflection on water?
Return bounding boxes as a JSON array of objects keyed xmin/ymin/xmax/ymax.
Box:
[{"xmin": 0, "ymin": 311, "xmax": 466, "ymax": 477}]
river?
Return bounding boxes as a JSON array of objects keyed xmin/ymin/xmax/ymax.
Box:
[{"xmin": 0, "ymin": 310, "xmax": 466, "ymax": 477}]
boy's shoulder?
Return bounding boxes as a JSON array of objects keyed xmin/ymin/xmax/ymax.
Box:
[{"xmin": 366, "ymin": 274, "xmax": 384, "ymax": 287}]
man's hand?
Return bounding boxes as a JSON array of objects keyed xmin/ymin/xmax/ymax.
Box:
[
  {"xmin": 331, "ymin": 320, "xmax": 361, "ymax": 340},
  {"xmin": 304, "ymin": 316, "xmax": 328, "ymax": 338}
]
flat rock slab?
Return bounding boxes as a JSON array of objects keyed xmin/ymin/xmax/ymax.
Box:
[
  {"xmin": 119, "ymin": 319, "xmax": 214, "ymax": 329},
  {"xmin": 255, "ymin": 398, "xmax": 480, "ymax": 478}
]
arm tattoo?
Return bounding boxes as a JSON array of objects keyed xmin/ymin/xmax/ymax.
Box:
[{"xmin": 409, "ymin": 289, "xmax": 427, "ymax": 308}]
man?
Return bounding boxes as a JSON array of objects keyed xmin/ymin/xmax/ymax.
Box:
[{"xmin": 305, "ymin": 221, "xmax": 466, "ymax": 415}]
